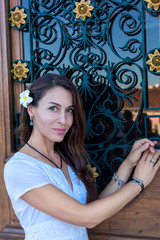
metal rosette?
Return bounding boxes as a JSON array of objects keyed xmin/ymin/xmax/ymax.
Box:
[
  {"xmin": 9, "ymin": 5, "xmax": 28, "ymax": 30},
  {"xmin": 143, "ymin": 0, "xmax": 160, "ymax": 14},
  {"xmin": 73, "ymin": 0, "xmax": 94, "ymax": 21},
  {"xmin": 11, "ymin": 59, "xmax": 31, "ymax": 82},
  {"xmin": 145, "ymin": 48, "xmax": 160, "ymax": 75}
]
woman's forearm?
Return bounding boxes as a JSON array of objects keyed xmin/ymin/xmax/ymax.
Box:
[
  {"xmin": 86, "ymin": 180, "xmax": 141, "ymax": 228},
  {"xmin": 99, "ymin": 159, "xmax": 133, "ymax": 198}
]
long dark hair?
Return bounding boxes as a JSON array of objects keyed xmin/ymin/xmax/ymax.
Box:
[{"xmin": 19, "ymin": 74, "xmax": 97, "ymax": 202}]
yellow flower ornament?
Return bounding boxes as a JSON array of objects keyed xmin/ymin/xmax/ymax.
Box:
[
  {"xmin": 144, "ymin": 0, "xmax": 160, "ymax": 10},
  {"xmin": 73, "ymin": 0, "xmax": 94, "ymax": 21},
  {"xmin": 9, "ymin": 7, "xmax": 27, "ymax": 28},
  {"xmin": 20, "ymin": 90, "xmax": 33, "ymax": 108},
  {"xmin": 146, "ymin": 49, "xmax": 160, "ymax": 72},
  {"xmin": 11, "ymin": 61, "xmax": 29, "ymax": 81},
  {"xmin": 87, "ymin": 164, "xmax": 99, "ymax": 182}
]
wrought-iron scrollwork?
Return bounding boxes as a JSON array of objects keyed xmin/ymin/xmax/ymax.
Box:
[
  {"xmin": 107, "ymin": 4, "xmax": 142, "ymax": 62},
  {"xmin": 11, "ymin": 0, "xmax": 160, "ymax": 190}
]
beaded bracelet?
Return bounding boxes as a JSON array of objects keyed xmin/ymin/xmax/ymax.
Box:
[
  {"xmin": 132, "ymin": 178, "xmax": 144, "ymax": 193},
  {"xmin": 112, "ymin": 172, "xmax": 125, "ymax": 189}
]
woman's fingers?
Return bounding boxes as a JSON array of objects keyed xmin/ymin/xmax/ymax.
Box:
[
  {"xmin": 136, "ymin": 142, "xmax": 150, "ymax": 154},
  {"xmin": 133, "ymin": 139, "xmax": 157, "ymax": 150},
  {"xmin": 154, "ymin": 156, "xmax": 160, "ymax": 171},
  {"xmin": 149, "ymin": 146, "xmax": 156, "ymax": 153},
  {"xmin": 133, "ymin": 139, "xmax": 157, "ymax": 155},
  {"xmin": 142, "ymin": 149, "xmax": 150, "ymax": 160},
  {"xmin": 133, "ymin": 149, "xmax": 160, "ymax": 188},
  {"xmin": 125, "ymin": 139, "xmax": 157, "ymax": 169},
  {"xmin": 146, "ymin": 151, "xmax": 160, "ymax": 166}
]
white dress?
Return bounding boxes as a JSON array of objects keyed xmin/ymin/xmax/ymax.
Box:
[{"xmin": 4, "ymin": 152, "xmax": 89, "ymax": 240}]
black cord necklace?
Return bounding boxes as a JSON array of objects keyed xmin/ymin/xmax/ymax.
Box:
[{"xmin": 26, "ymin": 142, "xmax": 62, "ymax": 169}]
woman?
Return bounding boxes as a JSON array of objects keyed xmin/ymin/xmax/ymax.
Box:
[{"xmin": 4, "ymin": 74, "xmax": 160, "ymax": 240}]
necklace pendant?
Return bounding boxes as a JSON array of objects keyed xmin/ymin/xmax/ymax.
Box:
[{"xmin": 63, "ymin": 171, "xmax": 67, "ymax": 178}]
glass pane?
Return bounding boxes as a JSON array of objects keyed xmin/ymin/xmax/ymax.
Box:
[{"xmin": 14, "ymin": 0, "xmax": 160, "ymax": 189}]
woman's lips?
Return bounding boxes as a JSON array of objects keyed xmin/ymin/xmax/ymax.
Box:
[{"xmin": 53, "ymin": 128, "xmax": 66, "ymax": 134}]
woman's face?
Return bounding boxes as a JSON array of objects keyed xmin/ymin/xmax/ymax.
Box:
[{"xmin": 28, "ymin": 86, "xmax": 74, "ymax": 143}]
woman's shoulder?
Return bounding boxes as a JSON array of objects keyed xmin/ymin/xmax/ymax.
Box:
[
  {"xmin": 4, "ymin": 152, "xmax": 48, "ymax": 187},
  {"xmin": 4, "ymin": 152, "xmax": 39, "ymax": 173},
  {"xmin": 6, "ymin": 151, "xmax": 34, "ymax": 163}
]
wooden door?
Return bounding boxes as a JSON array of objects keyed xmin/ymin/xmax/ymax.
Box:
[
  {"xmin": 0, "ymin": 0, "xmax": 160, "ymax": 239},
  {"xmin": 0, "ymin": 0, "xmax": 25, "ymax": 238}
]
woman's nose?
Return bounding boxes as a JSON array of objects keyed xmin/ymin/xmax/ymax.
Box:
[{"xmin": 58, "ymin": 111, "xmax": 66, "ymax": 124}]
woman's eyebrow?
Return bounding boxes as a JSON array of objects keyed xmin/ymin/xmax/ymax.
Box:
[
  {"xmin": 47, "ymin": 102, "xmax": 61, "ymax": 106},
  {"xmin": 47, "ymin": 102, "xmax": 74, "ymax": 108},
  {"xmin": 68, "ymin": 105, "xmax": 74, "ymax": 108}
]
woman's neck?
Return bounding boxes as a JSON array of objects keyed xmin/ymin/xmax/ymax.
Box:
[{"xmin": 27, "ymin": 135, "xmax": 56, "ymax": 157}]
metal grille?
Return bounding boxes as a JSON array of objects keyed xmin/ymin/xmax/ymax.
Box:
[{"xmin": 9, "ymin": 0, "xmax": 160, "ymax": 190}]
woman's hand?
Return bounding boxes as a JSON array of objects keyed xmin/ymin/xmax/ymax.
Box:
[
  {"xmin": 125, "ymin": 138, "xmax": 157, "ymax": 169},
  {"xmin": 133, "ymin": 149, "xmax": 160, "ymax": 188},
  {"xmin": 100, "ymin": 139, "xmax": 158, "ymax": 198}
]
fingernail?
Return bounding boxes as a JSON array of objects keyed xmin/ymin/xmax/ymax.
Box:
[{"xmin": 150, "ymin": 147, "xmax": 154, "ymax": 152}]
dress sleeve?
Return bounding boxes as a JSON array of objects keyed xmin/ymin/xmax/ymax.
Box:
[{"xmin": 4, "ymin": 158, "xmax": 51, "ymax": 202}]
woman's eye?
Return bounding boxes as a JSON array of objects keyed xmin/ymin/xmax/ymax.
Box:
[
  {"xmin": 49, "ymin": 106, "xmax": 57, "ymax": 111},
  {"xmin": 67, "ymin": 108, "xmax": 74, "ymax": 113}
]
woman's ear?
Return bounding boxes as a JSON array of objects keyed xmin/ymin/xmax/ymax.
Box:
[{"xmin": 27, "ymin": 104, "xmax": 34, "ymax": 117}]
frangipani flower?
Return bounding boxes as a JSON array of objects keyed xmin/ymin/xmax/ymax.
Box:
[
  {"xmin": 144, "ymin": 0, "xmax": 160, "ymax": 11},
  {"xmin": 9, "ymin": 7, "xmax": 27, "ymax": 28},
  {"xmin": 146, "ymin": 49, "xmax": 160, "ymax": 72},
  {"xmin": 73, "ymin": 0, "xmax": 94, "ymax": 21},
  {"xmin": 11, "ymin": 61, "xmax": 29, "ymax": 81},
  {"xmin": 87, "ymin": 164, "xmax": 99, "ymax": 182},
  {"xmin": 20, "ymin": 90, "xmax": 33, "ymax": 108}
]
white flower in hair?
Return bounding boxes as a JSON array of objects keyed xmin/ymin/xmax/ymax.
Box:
[{"xmin": 20, "ymin": 89, "xmax": 33, "ymax": 108}]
